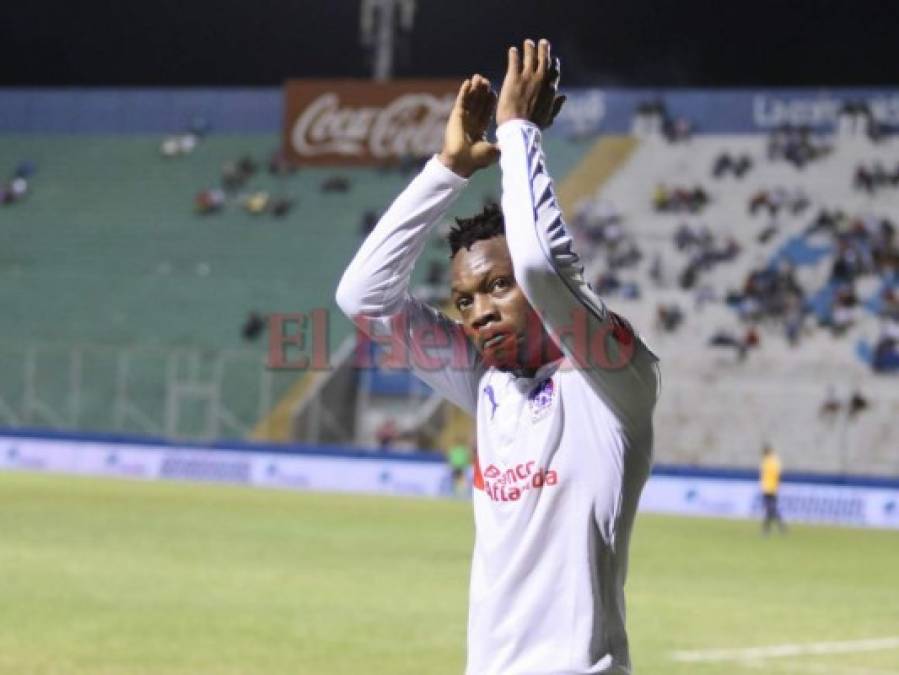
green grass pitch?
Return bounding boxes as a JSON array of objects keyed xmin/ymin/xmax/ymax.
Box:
[{"xmin": 1, "ymin": 471, "xmax": 897, "ymax": 675}]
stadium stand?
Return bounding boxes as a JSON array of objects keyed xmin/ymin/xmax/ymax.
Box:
[
  {"xmin": 1, "ymin": 89, "xmax": 895, "ymax": 477},
  {"xmin": 0, "ymin": 129, "xmax": 588, "ymax": 442},
  {"xmin": 299, "ymin": 124, "xmax": 899, "ymax": 476},
  {"xmin": 570, "ymin": 129, "xmax": 899, "ymax": 476}
]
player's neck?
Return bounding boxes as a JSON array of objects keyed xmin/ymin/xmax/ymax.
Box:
[
  {"xmin": 512, "ymin": 353, "xmax": 563, "ymax": 380},
  {"xmin": 514, "ymin": 337, "xmax": 563, "ymax": 378}
]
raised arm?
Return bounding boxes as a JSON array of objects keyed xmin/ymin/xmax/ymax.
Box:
[
  {"xmin": 335, "ymin": 76, "xmax": 498, "ymax": 415},
  {"xmin": 495, "ymin": 40, "xmax": 660, "ymax": 430}
]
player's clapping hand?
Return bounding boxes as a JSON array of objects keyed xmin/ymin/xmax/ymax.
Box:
[
  {"xmin": 496, "ymin": 38, "xmax": 566, "ymax": 129},
  {"xmin": 438, "ymin": 74, "xmax": 499, "ymax": 178}
]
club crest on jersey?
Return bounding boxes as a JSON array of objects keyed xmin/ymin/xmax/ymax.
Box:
[{"xmin": 528, "ymin": 377, "xmax": 555, "ymax": 422}]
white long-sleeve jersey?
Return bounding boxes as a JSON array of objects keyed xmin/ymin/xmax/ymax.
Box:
[{"xmin": 336, "ymin": 119, "xmax": 660, "ymax": 675}]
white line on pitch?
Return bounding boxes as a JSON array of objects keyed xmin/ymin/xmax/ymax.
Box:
[
  {"xmin": 741, "ymin": 659, "xmax": 899, "ymax": 675},
  {"xmin": 784, "ymin": 662, "xmax": 899, "ymax": 675},
  {"xmin": 739, "ymin": 658, "xmax": 899, "ymax": 675},
  {"xmin": 671, "ymin": 636, "xmax": 899, "ymax": 663}
]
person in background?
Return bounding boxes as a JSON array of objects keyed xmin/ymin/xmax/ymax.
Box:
[
  {"xmin": 241, "ymin": 311, "xmax": 266, "ymax": 342},
  {"xmin": 375, "ymin": 418, "xmax": 399, "ymax": 450},
  {"xmin": 446, "ymin": 439, "xmax": 472, "ymax": 496},
  {"xmin": 760, "ymin": 443, "xmax": 787, "ymax": 535}
]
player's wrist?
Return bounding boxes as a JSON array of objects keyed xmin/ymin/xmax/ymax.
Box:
[
  {"xmin": 496, "ymin": 118, "xmax": 537, "ymax": 131},
  {"xmin": 437, "ymin": 150, "xmax": 475, "ymax": 178},
  {"xmin": 496, "ymin": 119, "xmax": 540, "ymax": 146},
  {"xmin": 496, "ymin": 111, "xmax": 528, "ymax": 127}
]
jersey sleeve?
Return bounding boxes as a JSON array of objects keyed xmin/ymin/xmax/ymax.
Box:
[
  {"xmin": 335, "ymin": 156, "xmax": 485, "ymax": 415},
  {"xmin": 496, "ymin": 120, "xmax": 660, "ymax": 432}
]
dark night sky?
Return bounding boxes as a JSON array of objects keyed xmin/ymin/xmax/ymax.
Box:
[{"xmin": 2, "ymin": 0, "xmax": 898, "ymax": 87}]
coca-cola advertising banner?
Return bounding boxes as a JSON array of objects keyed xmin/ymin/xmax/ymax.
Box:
[{"xmin": 283, "ymin": 79, "xmax": 459, "ymax": 165}]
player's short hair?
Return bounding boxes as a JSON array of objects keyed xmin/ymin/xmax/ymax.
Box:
[{"xmin": 448, "ymin": 203, "xmax": 505, "ymax": 258}]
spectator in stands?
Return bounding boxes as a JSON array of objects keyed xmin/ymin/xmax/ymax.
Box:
[
  {"xmin": 713, "ymin": 152, "xmax": 752, "ymax": 179},
  {"xmin": 749, "ymin": 188, "xmax": 808, "ymax": 217},
  {"xmin": 619, "ymin": 282, "xmax": 641, "ymax": 299},
  {"xmin": 12, "ymin": 177, "xmax": 27, "ymax": 201},
  {"xmin": 819, "ymin": 387, "xmax": 841, "ymax": 418},
  {"xmin": 241, "ymin": 311, "xmax": 266, "ymax": 341},
  {"xmin": 827, "ymin": 285, "xmax": 858, "ymax": 335},
  {"xmin": 784, "ymin": 294, "xmax": 805, "ymax": 345},
  {"xmin": 749, "ymin": 190, "xmax": 774, "ymax": 217},
  {"xmin": 160, "ymin": 134, "xmax": 199, "ymax": 157},
  {"xmin": 854, "ymin": 164, "xmax": 875, "ymax": 193},
  {"xmin": 161, "ymin": 137, "xmax": 180, "ymax": 157},
  {"xmin": 733, "ymin": 154, "xmax": 753, "ymax": 178},
  {"xmin": 608, "ymin": 239, "xmax": 642, "ymax": 269},
  {"xmin": 744, "ymin": 325, "xmax": 760, "ymax": 349},
  {"xmin": 360, "ymin": 209, "xmax": 380, "ymax": 237},
  {"xmin": 654, "ymin": 184, "xmax": 708, "ymax": 213},
  {"xmin": 848, "ymin": 389, "xmax": 869, "ymax": 418},
  {"xmin": 712, "ymin": 152, "xmax": 731, "ymax": 178},
  {"xmin": 679, "ymin": 263, "xmax": 699, "ymax": 290},
  {"xmin": 805, "ymin": 208, "xmax": 844, "ymax": 237},
  {"xmin": 673, "ymin": 222, "xmax": 697, "ymax": 251},
  {"xmin": 708, "ymin": 328, "xmax": 754, "ymax": 361},
  {"xmin": 593, "ymin": 271, "xmax": 621, "ymax": 295},
  {"xmin": 178, "ymin": 134, "xmax": 198, "ymax": 155},
  {"xmin": 768, "ymin": 124, "xmax": 830, "ymax": 170},
  {"xmin": 880, "ymin": 288, "xmax": 899, "ymax": 321},
  {"xmin": 634, "ymin": 99, "xmax": 668, "ymax": 137},
  {"xmin": 244, "ymin": 191, "xmax": 270, "ymax": 214},
  {"xmin": 195, "ymin": 187, "xmax": 225, "ymax": 214},
  {"xmin": 759, "ymin": 444, "xmax": 787, "ymax": 535},
  {"xmin": 653, "ymin": 184, "xmax": 669, "ymax": 211},
  {"xmin": 872, "ymin": 321, "xmax": 899, "ymax": 372},
  {"xmin": 1, "ymin": 177, "xmax": 28, "ymax": 205},
  {"xmin": 237, "ymin": 155, "xmax": 258, "ymax": 178},
  {"xmin": 574, "ymin": 198, "xmax": 624, "ymax": 247},
  {"xmin": 321, "ymin": 175, "xmax": 351, "ymax": 193},
  {"xmin": 218, "ymin": 154, "xmax": 259, "ymax": 192},
  {"xmin": 222, "ymin": 161, "xmax": 246, "ymax": 192},
  {"xmin": 830, "ymin": 244, "xmax": 859, "ymax": 283},
  {"xmin": 649, "ymin": 254, "xmax": 664, "ymax": 286},
  {"xmin": 662, "ymin": 116, "xmax": 692, "ymax": 143},
  {"xmin": 271, "ymin": 196, "xmax": 294, "ymax": 218},
  {"xmin": 785, "ymin": 188, "xmax": 810, "ymax": 215},
  {"xmin": 376, "ymin": 418, "xmax": 399, "ymax": 450},
  {"xmin": 677, "ymin": 230, "xmax": 741, "ymax": 291},
  {"xmin": 1, "ymin": 162, "xmax": 33, "ymax": 205},
  {"xmin": 591, "ymin": 271, "xmax": 638, "ymax": 300},
  {"xmin": 757, "ymin": 223, "xmax": 779, "ymax": 244},
  {"xmin": 268, "ymin": 149, "xmax": 296, "ymax": 176},
  {"xmin": 655, "ymin": 304, "xmax": 684, "ymax": 333}
]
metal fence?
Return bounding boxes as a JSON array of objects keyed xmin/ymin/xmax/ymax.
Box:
[{"xmin": 0, "ymin": 342, "xmax": 293, "ymax": 441}]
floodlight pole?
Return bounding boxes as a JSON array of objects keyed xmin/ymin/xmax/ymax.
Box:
[{"xmin": 360, "ymin": 0, "xmax": 416, "ymax": 81}]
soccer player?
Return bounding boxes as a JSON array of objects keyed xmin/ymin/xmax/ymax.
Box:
[
  {"xmin": 336, "ymin": 39, "xmax": 660, "ymax": 674},
  {"xmin": 760, "ymin": 443, "xmax": 787, "ymax": 534}
]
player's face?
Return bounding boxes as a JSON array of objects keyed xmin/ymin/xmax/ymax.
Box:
[{"xmin": 450, "ymin": 236, "xmax": 553, "ymax": 372}]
